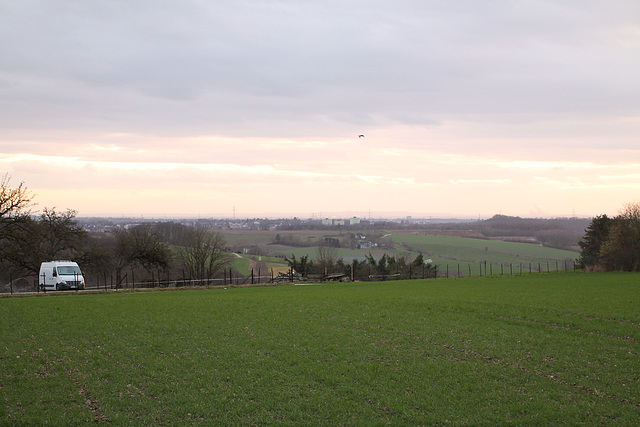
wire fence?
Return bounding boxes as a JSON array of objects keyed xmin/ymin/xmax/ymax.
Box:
[
  {"xmin": 2, "ymin": 259, "xmax": 581, "ymax": 295},
  {"xmin": 2, "ymin": 267, "xmax": 275, "ymax": 294},
  {"xmin": 87, "ymin": 267, "xmax": 276, "ymax": 291}
]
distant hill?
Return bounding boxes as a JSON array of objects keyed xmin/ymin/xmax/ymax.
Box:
[{"xmin": 425, "ymin": 215, "xmax": 590, "ymax": 251}]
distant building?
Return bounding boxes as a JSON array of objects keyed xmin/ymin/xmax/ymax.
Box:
[
  {"xmin": 350, "ymin": 217, "xmax": 360, "ymax": 225},
  {"xmin": 358, "ymin": 241, "xmax": 373, "ymax": 249},
  {"xmin": 322, "ymin": 218, "xmax": 346, "ymax": 226}
]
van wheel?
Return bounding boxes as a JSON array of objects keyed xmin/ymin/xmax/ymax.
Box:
[{"xmin": 55, "ymin": 284, "xmax": 58, "ymax": 291}]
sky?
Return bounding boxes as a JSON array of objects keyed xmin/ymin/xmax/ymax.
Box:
[{"xmin": 1, "ymin": 1, "xmax": 639, "ymax": 219}]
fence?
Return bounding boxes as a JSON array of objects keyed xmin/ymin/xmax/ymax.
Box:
[
  {"xmin": 428, "ymin": 259, "xmax": 579, "ymax": 278},
  {"xmin": 88, "ymin": 267, "xmax": 275, "ymax": 291},
  {"xmin": 1, "ymin": 268, "xmax": 274, "ymax": 294},
  {"xmin": 2, "ymin": 260, "xmax": 581, "ymax": 294}
]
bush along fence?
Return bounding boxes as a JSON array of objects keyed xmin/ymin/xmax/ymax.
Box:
[
  {"xmin": 289, "ymin": 258, "xmax": 580, "ymax": 282},
  {"xmin": 2, "ymin": 259, "xmax": 581, "ymax": 294}
]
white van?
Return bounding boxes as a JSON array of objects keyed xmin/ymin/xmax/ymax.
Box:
[{"xmin": 39, "ymin": 261, "xmax": 86, "ymax": 291}]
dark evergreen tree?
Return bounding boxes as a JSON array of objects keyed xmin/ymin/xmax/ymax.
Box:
[
  {"xmin": 285, "ymin": 254, "xmax": 311, "ymax": 276},
  {"xmin": 578, "ymin": 214, "xmax": 612, "ymax": 269}
]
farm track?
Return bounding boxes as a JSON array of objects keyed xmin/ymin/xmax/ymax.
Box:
[{"xmin": 364, "ymin": 324, "xmax": 640, "ymax": 409}]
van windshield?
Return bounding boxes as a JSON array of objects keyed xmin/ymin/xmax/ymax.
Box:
[{"xmin": 57, "ymin": 266, "xmax": 82, "ymax": 276}]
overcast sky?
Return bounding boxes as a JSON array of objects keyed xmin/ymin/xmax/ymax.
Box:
[{"xmin": 1, "ymin": 0, "xmax": 638, "ymax": 218}]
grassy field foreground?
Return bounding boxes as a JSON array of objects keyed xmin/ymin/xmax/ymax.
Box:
[{"xmin": 1, "ymin": 273, "xmax": 639, "ymax": 425}]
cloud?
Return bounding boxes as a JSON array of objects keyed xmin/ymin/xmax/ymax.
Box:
[
  {"xmin": 2, "ymin": 1, "xmax": 638, "ymax": 137},
  {"xmin": 0, "ymin": 1, "xmax": 639, "ymax": 217}
]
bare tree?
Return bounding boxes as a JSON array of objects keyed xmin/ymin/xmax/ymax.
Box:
[
  {"xmin": 115, "ymin": 225, "xmax": 171, "ymax": 273},
  {"xmin": 316, "ymin": 243, "xmax": 338, "ymax": 274},
  {"xmin": 37, "ymin": 208, "xmax": 86, "ymax": 260},
  {"xmin": 1, "ymin": 207, "xmax": 87, "ymax": 275},
  {"xmin": 0, "ymin": 173, "xmax": 35, "ymax": 241},
  {"xmin": 599, "ymin": 202, "xmax": 640, "ymax": 271},
  {"xmin": 177, "ymin": 228, "xmax": 227, "ymax": 283}
]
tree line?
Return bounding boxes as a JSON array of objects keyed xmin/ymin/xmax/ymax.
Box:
[
  {"xmin": 285, "ymin": 249, "xmax": 436, "ymax": 280},
  {"xmin": 578, "ymin": 202, "xmax": 640, "ymax": 271},
  {"xmin": 0, "ymin": 174, "xmax": 229, "ymax": 289}
]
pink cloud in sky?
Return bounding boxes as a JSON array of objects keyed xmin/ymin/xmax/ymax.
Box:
[{"xmin": 0, "ymin": 1, "xmax": 638, "ymax": 218}]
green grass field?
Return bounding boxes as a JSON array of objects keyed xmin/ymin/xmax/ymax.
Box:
[
  {"xmin": 221, "ymin": 230, "xmax": 579, "ymax": 276},
  {"xmin": 2, "ymin": 272, "xmax": 639, "ymax": 425}
]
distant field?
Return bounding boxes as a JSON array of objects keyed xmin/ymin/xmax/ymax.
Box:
[
  {"xmin": 228, "ymin": 254, "xmax": 289, "ymax": 277},
  {"xmin": 2, "ymin": 272, "xmax": 639, "ymax": 424},
  {"xmin": 221, "ymin": 230, "xmax": 579, "ymax": 275}
]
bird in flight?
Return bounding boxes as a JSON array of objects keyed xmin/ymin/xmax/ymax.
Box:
[{"xmin": 358, "ymin": 134, "xmax": 365, "ymax": 138}]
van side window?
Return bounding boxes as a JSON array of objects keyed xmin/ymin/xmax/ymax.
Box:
[{"xmin": 52, "ymin": 269, "xmax": 57, "ymax": 277}]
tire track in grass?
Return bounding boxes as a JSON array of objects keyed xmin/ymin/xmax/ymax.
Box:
[
  {"xmin": 433, "ymin": 304, "xmax": 640, "ymax": 344},
  {"xmin": 494, "ymin": 314, "xmax": 639, "ymax": 344},
  {"xmin": 568, "ymin": 312, "xmax": 640, "ymax": 326},
  {"xmin": 60, "ymin": 341, "xmax": 113, "ymax": 423},
  {"xmin": 366, "ymin": 324, "xmax": 640, "ymax": 410},
  {"xmin": 468, "ymin": 310, "xmax": 640, "ymax": 344},
  {"xmin": 65, "ymin": 367, "xmax": 112, "ymax": 423}
]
